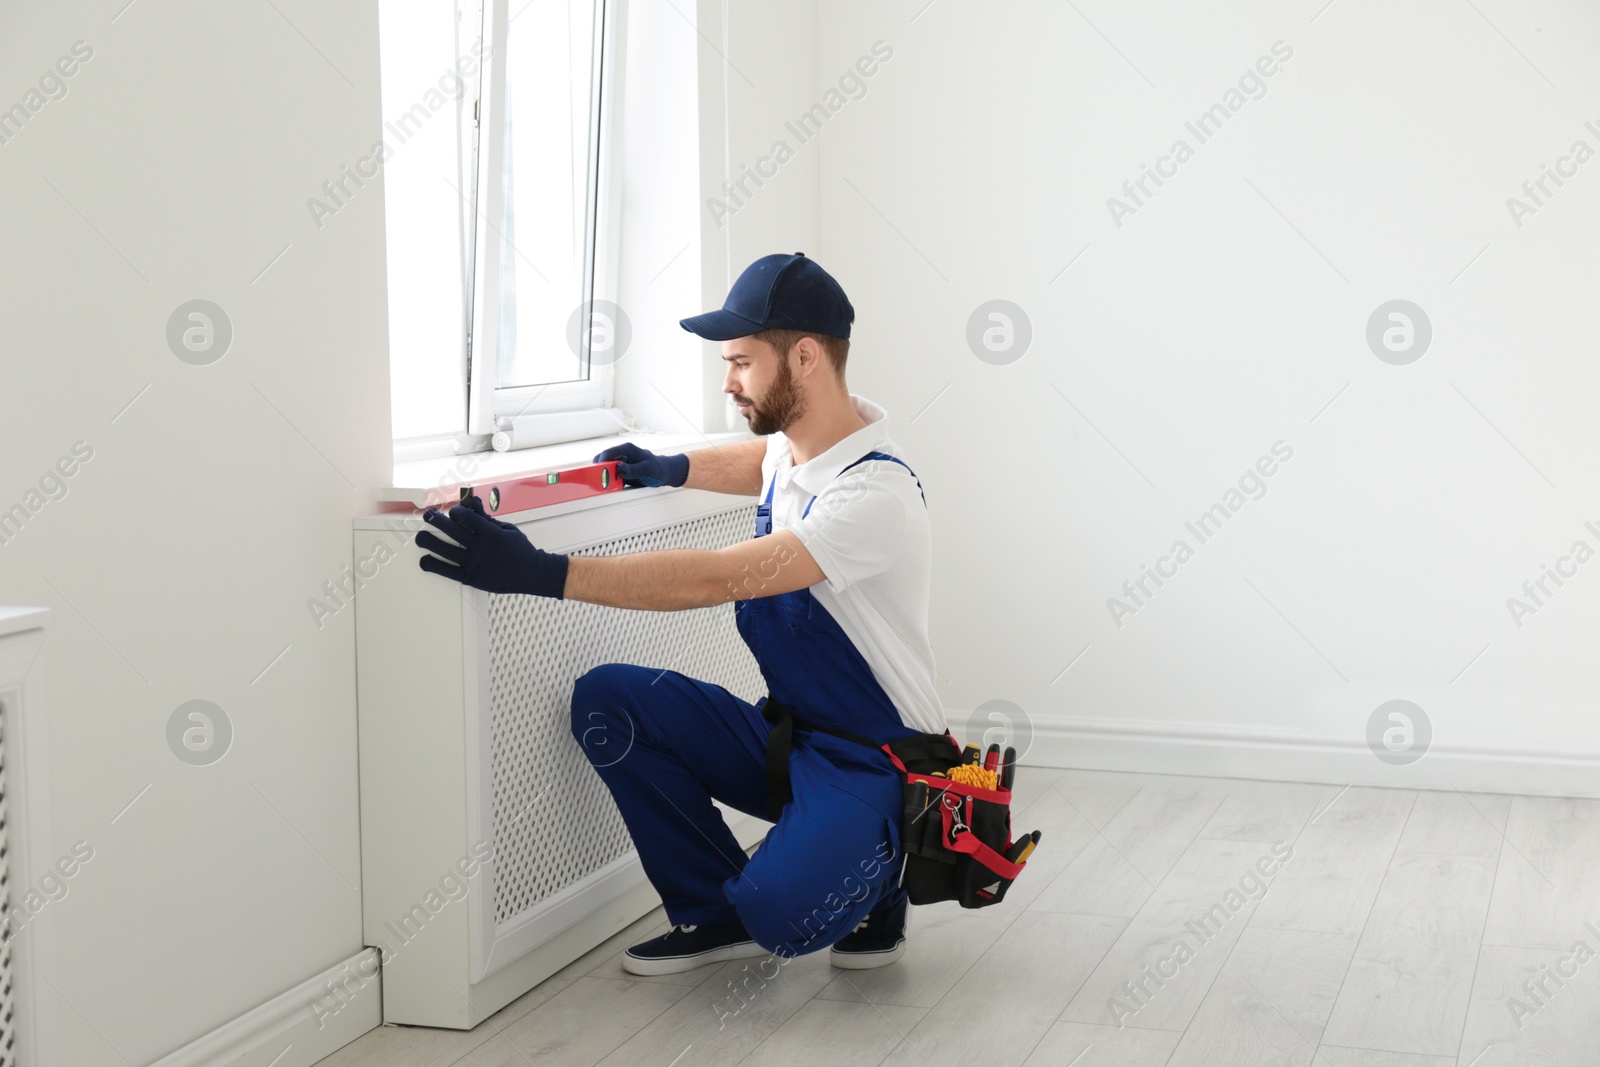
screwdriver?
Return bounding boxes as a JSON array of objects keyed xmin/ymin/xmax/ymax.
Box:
[{"xmin": 1007, "ymin": 830, "xmax": 1042, "ymax": 864}]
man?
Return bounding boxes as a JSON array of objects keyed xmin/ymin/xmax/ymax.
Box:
[{"xmin": 415, "ymin": 251, "xmax": 945, "ymax": 975}]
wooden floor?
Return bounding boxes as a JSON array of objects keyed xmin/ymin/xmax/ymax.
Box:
[{"xmin": 317, "ymin": 769, "xmax": 1600, "ymax": 1067}]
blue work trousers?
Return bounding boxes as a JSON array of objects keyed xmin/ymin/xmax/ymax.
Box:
[{"xmin": 570, "ymin": 662, "xmax": 906, "ymax": 957}]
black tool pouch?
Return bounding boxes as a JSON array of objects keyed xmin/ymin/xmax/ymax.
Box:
[{"xmin": 882, "ymin": 734, "xmax": 1035, "ymax": 908}]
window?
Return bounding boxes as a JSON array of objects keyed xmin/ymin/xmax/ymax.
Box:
[
  {"xmin": 380, "ymin": 0, "xmax": 616, "ymax": 463},
  {"xmin": 377, "ymin": 0, "xmax": 479, "ymax": 445}
]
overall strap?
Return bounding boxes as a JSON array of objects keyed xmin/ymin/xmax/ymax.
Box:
[
  {"xmin": 754, "ymin": 473, "xmax": 777, "ymax": 537},
  {"xmin": 801, "ymin": 450, "xmax": 928, "ymax": 518}
]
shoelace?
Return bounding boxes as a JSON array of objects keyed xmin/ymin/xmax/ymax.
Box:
[
  {"xmin": 850, "ymin": 906, "xmax": 902, "ymax": 936},
  {"xmin": 851, "ymin": 911, "xmax": 885, "ymax": 935}
]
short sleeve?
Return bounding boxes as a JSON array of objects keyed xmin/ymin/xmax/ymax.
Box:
[{"xmin": 789, "ymin": 467, "xmax": 909, "ymax": 593}]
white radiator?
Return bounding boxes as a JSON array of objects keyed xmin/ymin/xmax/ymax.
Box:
[
  {"xmin": 353, "ymin": 488, "xmax": 767, "ymax": 1028},
  {"xmin": 0, "ymin": 608, "xmax": 60, "ymax": 1066}
]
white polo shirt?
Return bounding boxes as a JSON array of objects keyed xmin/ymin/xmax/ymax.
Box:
[{"xmin": 761, "ymin": 393, "xmax": 948, "ymax": 736}]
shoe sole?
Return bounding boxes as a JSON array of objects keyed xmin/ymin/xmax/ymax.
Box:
[
  {"xmin": 621, "ymin": 940, "xmax": 770, "ymax": 976},
  {"xmin": 829, "ymin": 938, "xmax": 906, "ymax": 970}
]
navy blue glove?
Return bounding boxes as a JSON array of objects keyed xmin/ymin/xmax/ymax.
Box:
[
  {"xmin": 593, "ymin": 442, "xmax": 689, "ymax": 489},
  {"xmin": 415, "ymin": 494, "xmax": 570, "ymax": 598}
]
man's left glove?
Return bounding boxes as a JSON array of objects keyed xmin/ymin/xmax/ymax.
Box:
[{"xmin": 415, "ymin": 493, "xmax": 570, "ymax": 598}]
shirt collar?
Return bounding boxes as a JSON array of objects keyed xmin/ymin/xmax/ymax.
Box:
[{"xmin": 784, "ymin": 393, "xmax": 893, "ymax": 497}]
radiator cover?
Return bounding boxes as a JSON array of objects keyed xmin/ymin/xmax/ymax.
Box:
[
  {"xmin": 355, "ymin": 488, "xmax": 767, "ymax": 1028},
  {"xmin": 0, "ymin": 608, "xmax": 58, "ymax": 1066}
]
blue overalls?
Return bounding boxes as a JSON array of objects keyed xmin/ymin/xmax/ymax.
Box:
[{"xmin": 570, "ymin": 451, "xmax": 928, "ymax": 957}]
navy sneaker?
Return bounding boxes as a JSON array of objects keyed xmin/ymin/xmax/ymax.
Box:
[
  {"xmin": 621, "ymin": 919, "xmax": 768, "ymax": 976},
  {"xmin": 829, "ymin": 895, "xmax": 908, "ymax": 969}
]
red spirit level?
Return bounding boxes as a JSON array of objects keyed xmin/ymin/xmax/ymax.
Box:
[{"xmin": 459, "ymin": 461, "xmax": 624, "ymax": 516}]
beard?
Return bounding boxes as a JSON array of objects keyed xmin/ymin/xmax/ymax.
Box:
[{"xmin": 741, "ymin": 356, "xmax": 806, "ymax": 435}]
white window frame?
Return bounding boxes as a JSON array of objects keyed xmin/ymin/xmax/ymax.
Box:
[{"xmin": 465, "ymin": 0, "xmax": 624, "ymax": 437}]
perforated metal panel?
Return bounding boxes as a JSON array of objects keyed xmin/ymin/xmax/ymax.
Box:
[
  {"xmin": 0, "ymin": 702, "xmax": 15, "ymax": 1067},
  {"xmin": 487, "ymin": 507, "xmax": 764, "ymax": 925}
]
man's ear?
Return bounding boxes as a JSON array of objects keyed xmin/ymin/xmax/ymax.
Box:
[{"xmin": 793, "ymin": 336, "xmax": 821, "ymax": 377}]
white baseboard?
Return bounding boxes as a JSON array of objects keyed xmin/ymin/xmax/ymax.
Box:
[
  {"xmin": 144, "ymin": 793, "xmax": 769, "ymax": 1057},
  {"xmin": 1024, "ymin": 718, "xmax": 1600, "ymax": 799},
  {"xmin": 150, "ymin": 949, "xmax": 382, "ymax": 1067}
]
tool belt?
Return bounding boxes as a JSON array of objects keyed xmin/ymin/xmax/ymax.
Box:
[{"xmin": 760, "ymin": 696, "xmax": 1042, "ymax": 909}]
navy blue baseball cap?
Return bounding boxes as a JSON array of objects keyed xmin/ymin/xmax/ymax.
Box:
[{"xmin": 679, "ymin": 252, "xmax": 854, "ymax": 341}]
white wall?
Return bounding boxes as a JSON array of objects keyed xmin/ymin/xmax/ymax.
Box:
[
  {"xmin": 816, "ymin": 0, "xmax": 1600, "ymax": 788},
  {"xmin": 614, "ymin": 0, "xmax": 822, "ymax": 437},
  {"xmin": 693, "ymin": 0, "xmax": 823, "ymax": 429},
  {"xmin": 0, "ymin": 1, "xmax": 387, "ymax": 1061}
]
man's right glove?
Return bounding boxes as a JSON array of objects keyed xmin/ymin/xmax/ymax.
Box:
[{"xmin": 593, "ymin": 443, "xmax": 690, "ymax": 489}]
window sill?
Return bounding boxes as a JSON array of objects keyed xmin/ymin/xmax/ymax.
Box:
[
  {"xmin": 380, "ymin": 430, "xmax": 755, "ymax": 511},
  {"xmin": 0, "ymin": 606, "xmax": 50, "ymax": 639}
]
